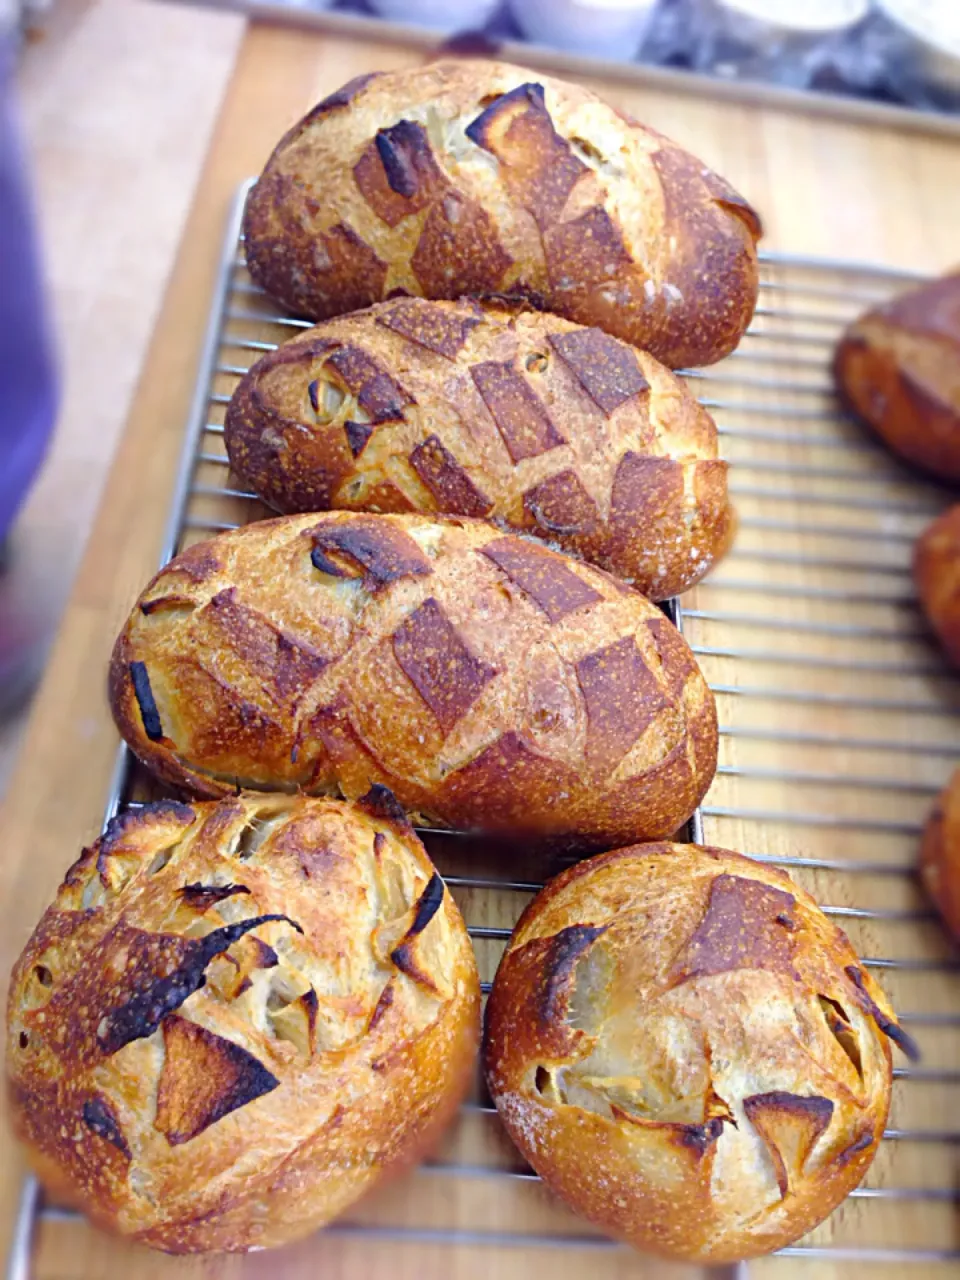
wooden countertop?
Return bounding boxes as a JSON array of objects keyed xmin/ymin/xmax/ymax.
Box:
[{"xmin": 3, "ymin": 20, "xmax": 960, "ymax": 1280}]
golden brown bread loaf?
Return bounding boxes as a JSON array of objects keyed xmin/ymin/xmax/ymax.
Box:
[
  {"xmin": 920, "ymin": 768, "xmax": 960, "ymax": 940},
  {"xmin": 833, "ymin": 271, "xmax": 960, "ymax": 480},
  {"xmin": 6, "ymin": 792, "xmax": 479, "ymax": 1254},
  {"xmin": 485, "ymin": 843, "xmax": 914, "ymax": 1263},
  {"xmin": 914, "ymin": 503, "xmax": 960, "ymax": 666},
  {"xmin": 108, "ymin": 513, "xmax": 717, "ymax": 849},
  {"xmin": 224, "ymin": 297, "xmax": 733, "ymax": 601},
  {"xmin": 243, "ymin": 60, "xmax": 761, "ymax": 370}
]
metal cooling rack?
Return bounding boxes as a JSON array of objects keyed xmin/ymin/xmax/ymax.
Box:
[{"xmin": 7, "ymin": 181, "xmax": 960, "ymax": 1279}]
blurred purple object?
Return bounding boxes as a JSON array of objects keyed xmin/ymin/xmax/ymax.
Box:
[{"xmin": 0, "ymin": 37, "xmax": 57, "ymax": 547}]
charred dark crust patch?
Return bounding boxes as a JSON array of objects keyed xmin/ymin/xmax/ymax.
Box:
[
  {"xmin": 464, "ymin": 82, "xmax": 586, "ymax": 229},
  {"xmin": 82, "ymin": 1095, "xmax": 131, "ymax": 1158},
  {"xmin": 375, "ymin": 120, "xmax": 432, "ymax": 199},
  {"xmin": 549, "ymin": 328, "xmax": 650, "ymax": 415},
  {"xmin": 178, "ymin": 883, "xmax": 251, "ymax": 911},
  {"xmin": 155, "ymin": 1014, "xmax": 280, "ymax": 1146},
  {"xmin": 539, "ymin": 923, "xmax": 606, "ymax": 1028},
  {"xmin": 844, "ymin": 965, "xmax": 920, "ymax": 1061},
  {"xmin": 309, "ymin": 520, "xmax": 433, "ymax": 592},
  {"xmin": 139, "ymin": 593, "xmax": 196, "ymax": 616},
  {"xmin": 354, "ymin": 122, "xmax": 444, "ymax": 229},
  {"xmin": 130, "ymin": 661, "xmax": 163, "ymax": 742},
  {"xmin": 409, "ymin": 435, "xmax": 494, "ymax": 517},
  {"xmin": 359, "ymin": 783, "xmax": 410, "ymax": 829},
  {"xmin": 98, "ymin": 802, "xmax": 196, "ymax": 854},
  {"xmin": 742, "ymin": 1091, "xmax": 834, "ymax": 1197},
  {"xmin": 345, "ymin": 420, "xmax": 374, "ymax": 458},
  {"xmin": 408, "ymin": 872, "xmax": 445, "ymax": 937},
  {"xmin": 392, "ymin": 597, "xmax": 499, "ymax": 733},
  {"xmin": 675, "ymin": 1115, "xmax": 727, "ymax": 1158},
  {"xmin": 482, "ymin": 536, "xmax": 601, "ymax": 622},
  {"xmin": 390, "ymin": 873, "xmax": 446, "ymax": 987},
  {"xmin": 745, "ymin": 1091, "xmax": 834, "ymax": 1126},
  {"xmin": 97, "ymin": 914, "xmax": 302, "ymax": 1055},
  {"xmin": 304, "ymin": 73, "xmax": 381, "ymax": 125},
  {"xmin": 464, "ymin": 82, "xmax": 548, "ymax": 149}
]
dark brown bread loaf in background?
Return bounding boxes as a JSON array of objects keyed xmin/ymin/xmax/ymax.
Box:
[
  {"xmin": 108, "ymin": 513, "xmax": 717, "ymax": 850},
  {"xmin": 243, "ymin": 60, "xmax": 760, "ymax": 370},
  {"xmin": 6, "ymin": 793, "xmax": 479, "ymax": 1253},
  {"xmin": 485, "ymin": 842, "xmax": 913, "ymax": 1263},
  {"xmin": 914, "ymin": 503, "xmax": 960, "ymax": 667},
  {"xmin": 833, "ymin": 271, "xmax": 960, "ymax": 480},
  {"xmin": 225, "ymin": 297, "xmax": 734, "ymax": 601},
  {"xmin": 921, "ymin": 768, "xmax": 960, "ymax": 941}
]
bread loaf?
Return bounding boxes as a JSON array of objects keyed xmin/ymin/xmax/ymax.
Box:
[
  {"xmin": 833, "ymin": 271, "xmax": 960, "ymax": 480},
  {"xmin": 108, "ymin": 513, "xmax": 717, "ymax": 849},
  {"xmin": 6, "ymin": 792, "xmax": 479, "ymax": 1253},
  {"xmin": 243, "ymin": 60, "xmax": 760, "ymax": 370},
  {"xmin": 920, "ymin": 768, "xmax": 960, "ymax": 940},
  {"xmin": 225, "ymin": 298, "xmax": 733, "ymax": 601},
  {"xmin": 914, "ymin": 503, "xmax": 960, "ymax": 666},
  {"xmin": 485, "ymin": 842, "xmax": 914, "ymax": 1262}
]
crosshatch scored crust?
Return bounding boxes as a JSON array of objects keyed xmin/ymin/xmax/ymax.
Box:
[
  {"xmin": 224, "ymin": 297, "xmax": 734, "ymax": 601},
  {"xmin": 5, "ymin": 793, "xmax": 480, "ymax": 1253},
  {"xmin": 485, "ymin": 842, "xmax": 915, "ymax": 1264},
  {"xmin": 108, "ymin": 512, "xmax": 717, "ymax": 850},
  {"xmin": 242, "ymin": 60, "xmax": 761, "ymax": 370}
]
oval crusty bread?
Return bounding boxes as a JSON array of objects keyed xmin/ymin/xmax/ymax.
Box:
[
  {"xmin": 914, "ymin": 503, "xmax": 960, "ymax": 667},
  {"xmin": 243, "ymin": 60, "xmax": 760, "ymax": 370},
  {"xmin": 833, "ymin": 271, "xmax": 960, "ymax": 481},
  {"xmin": 485, "ymin": 843, "xmax": 914, "ymax": 1263},
  {"xmin": 6, "ymin": 792, "xmax": 479, "ymax": 1254},
  {"xmin": 108, "ymin": 513, "xmax": 717, "ymax": 850},
  {"xmin": 224, "ymin": 298, "xmax": 734, "ymax": 602},
  {"xmin": 920, "ymin": 768, "xmax": 960, "ymax": 941}
]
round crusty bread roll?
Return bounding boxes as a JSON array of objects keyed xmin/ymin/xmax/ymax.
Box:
[
  {"xmin": 833, "ymin": 271, "xmax": 960, "ymax": 481},
  {"xmin": 243, "ymin": 60, "xmax": 760, "ymax": 370},
  {"xmin": 6, "ymin": 791, "xmax": 479, "ymax": 1254},
  {"xmin": 485, "ymin": 842, "xmax": 915, "ymax": 1263},
  {"xmin": 920, "ymin": 767, "xmax": 960, "ymax": 940},
  {"xmin": 224, "ymin": 297, "xmax": 734, "ymax": 601},
  {"xmin": 914, "ymin": 503, "xmax": 960, "ymax": 667}
]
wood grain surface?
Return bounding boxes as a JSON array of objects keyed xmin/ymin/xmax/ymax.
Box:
[{"xmin": 3, "ymin": 19, "xmax": 960, "ymax": 1280}]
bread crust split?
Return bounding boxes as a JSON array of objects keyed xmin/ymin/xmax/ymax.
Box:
[
  {"xmin": 243, "ymin": 60, "xmax": 760, "ymax": 370},
  {"xmin": 6, "ymin": 792, "xmax": 480, "ymax": 1253},
  {"xmin": 485, "ymin": 842, "xmax": 913, "ymax": 1262}
]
